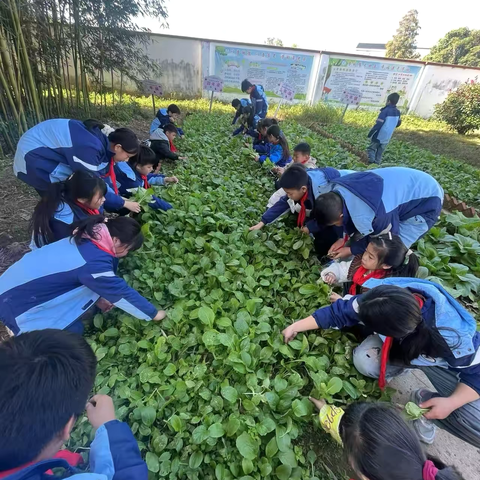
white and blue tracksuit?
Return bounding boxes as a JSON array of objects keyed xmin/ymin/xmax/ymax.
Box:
[
  {"xmin": 332, "ymin": 167, "xmax": 443, "ymax": 254},
  {"xmin": 0, "ymin": 237, "xmax": 157, "ymax": 335},
  {"xmin": 250, "ymin": 85, "xmax": 268, "ymax": 121},
  {"xmin": 13, "ymin": 119, "xmax": 125, "ymax": 211},
  {"xmin": 368, "ymin": 104, "xmax": 401, "ymax": 145},
  {"xmin": 2, "ymin": 420, "xmax": 147, "ymax": 480},
  {"xmin": 233, "ymin": 99, "xmax": 251, "ymax": 125},
  {"xmin": 262, "ymin": 167, "xmax": 355, "ymax": 230},
  {"xmin": 258, "ymin": 143, "xmax": 292, "ymax": 167},
  {"xmin": 149, "ymin": 108, "xmax": 184, "ymax": 136},
  {"xmin": 312, "ymin": 278, "xmax": 480, "ymax": 395},
  {"xmin": 114, "ymin": 162, "xmax": 165, "ymax": 197}
]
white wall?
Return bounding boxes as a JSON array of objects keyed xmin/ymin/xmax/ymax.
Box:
[{"xmin": 409, "ymin": 64, "xmax": 480, "ymax": 118}]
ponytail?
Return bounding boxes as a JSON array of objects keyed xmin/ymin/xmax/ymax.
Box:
[
  {"xmin": 72, "ymin": 215, "xmax": 144, "ymax": 252},
  {"xmin": 31, "ymin": 172, "xmax": 107, "ymax": 248},
  {"xmin": 267, "ymin": 124, "xmax": 290, "ymax": 161},
  {"xmin": 369, "ymin": 234, "xmax": 419, "ymax": 278}
]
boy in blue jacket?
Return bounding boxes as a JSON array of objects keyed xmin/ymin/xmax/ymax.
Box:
[
  {"xmin": 0, "ymin": 329, "xmax": 148, "ymax": 479},
  {"xmin": 314, "ymin": 167, "xmax": 443, "ymax": 259},
  {"xmin": 231, "ymin": 98, "xmax": 251, "ymax": 125},
  {"xmin": 367, "ymin": 92, "xmax": 401, "ymax": 164},
  {"xmin": 241, "ymin": 79, "xmax": 268, "ymax": 122},
  {"xmin": 150, "ymin": 104, "xmax": 184, "ymax": 137}
]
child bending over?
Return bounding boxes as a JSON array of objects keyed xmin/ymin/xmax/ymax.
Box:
[
  {"xmin": 232, "ymin": 98, "xmax": 251, "ymax": 125},
  {"xmin": 271, "ymin": 142, "xmax": 317, "ymax": 177},
  {"xmin": 149, "ymin": 124, "xmax": 186, "ymax": 162},
  {"xmin": 322, "ymin": 233, "xmax": 419, "ymax": 302},
  {"xmin": 150, "ymin": 103, "xmax": 184, "ymax": 137},
  {"xmin": 252, "ymin": 118, "xmax": 278, "ymax": 155},
  {"xmin": 255, "ymin": 125, "xmax": 292, "ymax": 168}
]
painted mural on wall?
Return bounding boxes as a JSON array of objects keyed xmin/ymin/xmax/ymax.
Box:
[
  {"xmin": 213, "ymin": 44, "xmax": 314, "ymax": 100},
  {"xmin": 322, "ymin": 57, "xmax": 422, "ymax": 108}
]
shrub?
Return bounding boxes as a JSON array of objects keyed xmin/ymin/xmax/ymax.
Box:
[{"xmin": 434, "ymin": 82, "xmax": 480, "ymax": 134}]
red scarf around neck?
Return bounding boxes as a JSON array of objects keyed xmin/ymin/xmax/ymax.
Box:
[
  {"xmin": 378, "ymin": 294, "xmax": 425, "ymax": 390},
  {"xmin": 297, "ymin": 191, "xmax": 308, "ymax": 227},
  {"xmin": 169, "ymin": 139, "xmax": 177, "ymax": 153},
  {"xmin": 140, "ymin": 174, "xmax": 149, "ymax": 189},
  {"xmin": 74, "ymin": 200, "xmax": 99, "ymax": 216},
  {"xmin": 101, "ymin": 159, "xmax": 118, "ymax": 194},
  {"xmin": 349, "ymin": 265, "xmax": 386, "ymax": 296}
]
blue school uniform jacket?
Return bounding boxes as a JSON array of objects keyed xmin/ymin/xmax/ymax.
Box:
[
  {"xmin": 332, "ymin": 167, "xmax": 443, "ymax": 254},
  {"xmin": 2, "ymin": 420, "xmax": 147, "ymax": 480},
  {"xmin": 233, "ymin": 99, "xmax": 252, "ymax": 124},
  {"xmin": 114, "ymin": 162, "xmax": 165, "ymax": 197},
  {"xmin": 253, "ymin": 133, "xmax": 270, "ymax": 155},
  {"xmin": 258, "ymin": 144, "xmax": 291, "ymax": 167},
  {"xmin": 13, "ymin": 119, "xmax": 125, "ymax": 212},
  {"xmin": 0, "ymin": 237, "xmax": 158, "ymax": 335},
  {"xmin": 150, "ymin": 108, "xmax": 184, "ymax": 136},
  {"xmin": 368, "ymin": 104, "xmax": 401, "ymax": 145},
  {"xmin": 262, "ymin": 167, "xmax": 355, "ymax": 228},
  {"xmin": 250, "ymin": 85, "xmax": 268, "ymax": 120},
  {"xmin": 312, "ymin": 278, "xmax": 480, "ymax": 394}
]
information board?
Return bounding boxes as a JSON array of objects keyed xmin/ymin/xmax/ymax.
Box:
[{"xmin": 322, "ymin": 57, "xmax": 422, "ymax": 108}]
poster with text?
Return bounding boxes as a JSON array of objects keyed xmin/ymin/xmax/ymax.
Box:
[
  {"xmin": 322, "ymin": 57, "xmax": 422, "ymax": 109},
  {"xmin": 213, "ymin": 44, "xmax": 314, "ymax": 100}
]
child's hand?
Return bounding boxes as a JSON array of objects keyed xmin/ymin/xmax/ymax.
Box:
[
  {"xmin": 165, "ymin": 176, "xmax": 179, "ymax": 184},
  {"xmin": 324, "ymin": 273, "xmax": 337, "ymax": 285},
  {"xmin": 123, "ymin": 200, "xmax": 141, "ymax": 213},
  {"xmin": 96, "ymin": 298, "xmax": 113, "ymax": 313},
  {"xmin": 330, "ymin": 292, "xmax": 342, "ymax": 303},
  {"xmin": 309, "ymin": 397, "xmax": 327, "ymax": 411},
  {"xmin": 329, "ymin": 247, "xmax": 351, "ymax": 260},
  {"xmin": 178, "ymin": 156, "xmax": 187, "ymax": 160},
  {"xmin": 301, "ymin": 226, "xmax": 310, "ymax": 235},
  {"xmin": 153, "ymin": 310, "xmax": 167, "ymax": 321},
  {"xmin": 282, "ymin": 324, "xmax": 298, "ymax": 343},
  {"xmin": 328, "ymin": 238, "xmax": 346, "ymax": 256},
  {"xmin": 254, "ymin": 155, "xmax": 260, "ymax": 162},
  {"xmin": 249, "ymin": 221, "xmax": 265, "ymax": 231},
  {"xmin": 86, "ymin": 395, "xmax": 117, "ymax": 430}
]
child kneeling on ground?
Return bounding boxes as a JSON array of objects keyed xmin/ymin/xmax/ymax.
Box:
[
  {"xmin": 254, "ymin": 125, "xmax": 292, "ymax": 168},
  {"xmin": 0, "ymin": 329, "xmax": 148, "ymax": 479},
  {"xmin": 149, "ymin": 124, "xmax": 186, "ymax": 163},
  {"xmin": 321, "ymin": 233, "xmax": 419, "ymax": 302}
]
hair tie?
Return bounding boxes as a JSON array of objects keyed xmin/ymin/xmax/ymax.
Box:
[
  {"xmin": 423, "ymin": 460, "xmax": 438, "ymax": 480},
  {"xmin": 403, "ymin": 249, "xmax": 413, "ymax": 265},
  {"xmin": 102, "ymin": 124, "xmax": 116, "ymax": 136}
]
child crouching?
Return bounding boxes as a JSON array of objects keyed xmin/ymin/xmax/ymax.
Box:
[{"xmin": 255, "ymin": 125, "xmax": 292, "ymax": 168}]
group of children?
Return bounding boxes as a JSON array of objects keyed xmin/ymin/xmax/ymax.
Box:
[{"xmin": 0, "ymin": 84, "xmax": 474, "ymax": 479}]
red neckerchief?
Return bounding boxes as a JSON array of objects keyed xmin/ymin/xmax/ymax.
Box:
[
  {"xmin": 169, "ymin": 139, "xmax": 177, "ymax": 153},
  {"xmin": 74, "ymin": 200, "xmax": 99, "ymax": 216},
  {"xmin": 101, "ymin": 159, "xmax": 118, "ymax": 194},
  {"xmin": 140, "ymin": 174, "xmax": 149, "ymax": 189},
  {"xmin": 378, "ymin": 294, "xmax": 425, "ymax": 390},
  {"xmin": 0, "ymin": 450, "xmax": 83, "ymax": 478},
  {"xmin": 297, "ymin": 191, "xmax": 308, "ymax": 227},
  {"xmin": 349, "ymin": 266, "xmax": 386, "ymax": 296},
  {"xmin": 90, "ymin": 240, "xmax": 116, "ymax": 256}
]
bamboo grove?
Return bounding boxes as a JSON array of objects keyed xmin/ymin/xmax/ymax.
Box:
[{"xmin": 0, "ymin": 0, "xmax": 168, "ymax": 154}]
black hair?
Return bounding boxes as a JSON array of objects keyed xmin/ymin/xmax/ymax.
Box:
[
  {"xmin": 128, "ymin": 145, "xmax": 157, "ymax": 170},
  {"xmin": 293, "ymin": 142, "xmax": 311, "ymax": 155},
  {"xmin": 314, "ymin": 192, "xmax": 343, "ymax": 225},
  {"xmin": 232, "ymin": 99, "xmax": 241, "ymax": 109},
  {"xmin": 368, "ymin": 234, "xmax": 419, "ymax": 278},
  {"xmin": 0, "ymin": 330, "xmax": 96, "ymax": 471},
  {"xmin": 258, "ymin": 118, "xmax": 278, "ymax": 132},
  {"xmin": 341, "ymin": 402, "xmax": 463, "ymax": 480},
  {"xmin": 278, "ymin": 164, "xmax": 309, "ymax": 190},
  {"xmin": 108, "ymin": 128, "xmax": 139, "ymax": 154},
  {"xmin": 241, "ymin": 79, "xmax": 253, "ymax": 92},
  {"xmin": 164, "ymin": 123, "xmax": 179, "ymax": 135},
  {"xmin": 387, "ymin": 92, "xmax": 400, "ymax": 105},
  {"xmin": 72, "ymin": 215, "xmax": 144, "ymax": 253},
  {"xmin": 267, "ymin": 124, "xmax": 290, "ymax": 161},
  {"xmin": 31, "ymin": 171, "xmax": 107, "ymax": 248},
  {"xmin": 83, "ymin": 118, "xmax": 105, "ymax": 131},
  {"xmin": 167, "ymin": 104, "xmax": 181, "ymax": 115},
  {"xmin": 358, "ymin": 285, "xmax": 454, "ymax": 364}
]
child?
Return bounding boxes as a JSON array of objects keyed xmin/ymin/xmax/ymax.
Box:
[
  {"xmin": 233, "ymin": 105, "xmax": 255, "ymax": 137},
  {"xmin": 115, "ymin": 145, "xmax": 178, "ymax": 196},
  {"xmin": 272, "ymin": 142, "xmax": 317, "ymax": 176},
  {"xmin": 367, "ymin": 92, "xmax": 401, "ymax": 164},
  {"xmin": 0, "ymin": 329, "xmax": 148, "ymax": 479},
  {"xmin": 309, "ymin": 399, "xmax": 462, "ymax": 480},
  {"xmin": 232, "ymin": 98, "xmax": 251, "ymax": 125},
  {"xmin": 283, "ymin": 280, "xmax": 480, "ymax": 447},
  {"xmin": 252, "ymin": 118, "xmax": 278, "ymax": 155},
  {"xmin": 150, "ymin": 103, "xmax": 184, "ymax": 137},
  {"xmin": 149, "ymin": 124, "xmax": 186, "ymax": 162},
  {"xmin": 321, "ymin": 233, "xmax": 419, "ymax": 301},
  {"xmin": 250, "ymin": 164, "xmax": 355, "ymax": 257},
  {"xmin": 255, "ymin": 125, "xmax": 291, "ymax": 167},
  {"xmin": 0, "ymin": 215, "xmax": 166, "ymax": 335},
  {"xmin": 314, "ymin": 167, "xmax": 444, "ymax": 259},
  {"xmin": 31, "ymin": 171, "xmax": 107, "ymax": 248},
  {"xmin": 241, "ymin": 79, "xmax": 268, "ymax": 122}
]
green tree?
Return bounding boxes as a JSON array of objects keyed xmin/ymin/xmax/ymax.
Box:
[
  {"xmin": 385, "ymin": 9, "xmax": 421, "ymax": 59},
  {"xmin": 265, "ymin": 37, "xmax": 283, "ymax": 47},
  {"xmin": 291, "ymin": 43, "xmax": 298, "ymax": 48},
  {"xmin": 424, "ymin": 28, "xmax": 480, "ymax": 67}
]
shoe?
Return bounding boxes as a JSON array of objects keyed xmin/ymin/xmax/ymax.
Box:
[{"xmin": 410, "ymin": 389, "xmax": 437, "ymax": 445}]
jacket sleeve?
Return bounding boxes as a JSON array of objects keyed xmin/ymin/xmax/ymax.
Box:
[
  {"xmin": 50, "ymin": 218, "xmax": 75, "ymax": 242},
  {"xmin": 367, "ymin": 109, "xmax": 387, "ymax": 138},
  {"xmin": 349, "ymin": 235, "xmax": 370, "ymax": 256},
  {"xmin": 321, "ymin": 260, "xmax": 352, "ymax": 284},
  {"xmin": 455, "ymin": 364, "xmax": 480, "ymax": 395},
  {"xmin": 261, "ymin": 194, "xmax": 290, "ymax": 224},
  {"xmin": 232, "ymin": 110, "xmax": 241, "ymax": 125},
  {"xmin": 147, "ymin": 173, "xmax": 165, "ymax": 186},
  {"xmin": 150, "ymin": 140, "xmax": 179, "ymax": 161},
  {"xmin": 79, "ymin": 267, "xmax": 157, "ymax": 320},
  {"xmin": 305, "ymin": 219, "xmax": 321, "ymax": 234},
  {"xmin": 312, "ymin": 296, "xmax": 360, "ymax": 329},
  {"xmin": 253, "ymin": 143, "xmax": 269, "ymax": 154},
  {"xmin": 104, "ymin": 186, "xmax": 126, "ymax": 212},
  {"xmin": 268, "ymin": 145, "xmax": 283, "ymax": 165},
  {"xmin": 89, "ymin": 420, "xmax": 148, "ymax": 480},
  {"xmin": 397, "ymin": 115, "xmax": 402, "ymax": 128}
]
